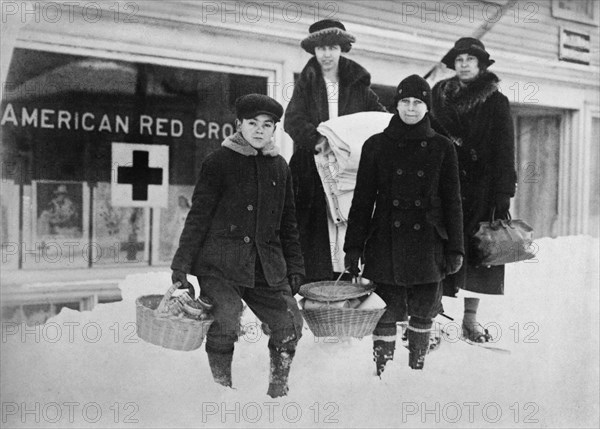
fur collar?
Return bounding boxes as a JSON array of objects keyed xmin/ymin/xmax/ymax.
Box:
[
  {"xmin": 222, "ymin": 132, "xmax": 279, "ymax": 157},
  {"xmin": 298, "ymin": 56, "xmax": 372, "ymax": 88},
  {"xmin": 436, "ymin": 71, "xmax": 500, "ymax": 115}
]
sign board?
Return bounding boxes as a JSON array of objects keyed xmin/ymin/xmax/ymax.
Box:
[
  {"xmin": 111, "ymin": 143, "xmax": 169, "ymax": 207},
  {"xmin": 559, "ymin": 27, "xmax": 591, "ymax": 65}
]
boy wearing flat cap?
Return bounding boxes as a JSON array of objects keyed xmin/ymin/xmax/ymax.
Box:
[
  {"xmin": 285, "ymin": 19, "xmax": 386, "ymax": 284},
  {"xmin": 171, "ymin": 94, "xmax": 305, "ymax": 398},
  {"xmin": 344, "ymin": 75, "xmax": 464, "ymax": 374}
]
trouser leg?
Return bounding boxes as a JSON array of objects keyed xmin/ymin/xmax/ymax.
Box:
[
  {"xmin": 406, "ymin": 282, "xmax": 443, "ymax": 370},
  {"xmin": 199, "ymin": 277, "xmax": 244, "ymax": 386},
  {"xmin": 243, "ymin": 279, "xmax": 303, "ymax": 397}
]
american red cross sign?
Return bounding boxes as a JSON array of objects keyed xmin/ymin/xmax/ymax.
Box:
[{"xmin": 111, "ymin": 143, "xmax": 169, "ymax": 207}]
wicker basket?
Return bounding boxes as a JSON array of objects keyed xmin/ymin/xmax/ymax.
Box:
[
  {"xmin": 299, "ymin": 280, "xmax": 386, "ymax": 338},
  {"xmin": 136, "ymin": 282, "xmax": 213, "ymax": 351}
]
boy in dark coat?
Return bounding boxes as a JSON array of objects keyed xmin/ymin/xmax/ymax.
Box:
[
  {"xmin": 284, "ymin": 19, "xmax": 386, "ymax": 282},
  {"xmin": 171, "ymin": 94, "xmax": 305, "ymax": 398},
  {"xmin": 344, "ymin": 75, "xmax": 464, "ymax": 374}
]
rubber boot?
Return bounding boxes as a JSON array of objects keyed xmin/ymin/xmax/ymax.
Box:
[
  {"xmin": 267, "ymin": 347, "xmax": 295, "ymax": 398},
  {"xmin": 373, "ymin": 339, "xmax": 396, "ymax": 377},
  {"xmin": 207, "ymin": 350, "xmax": 233, "ymax": 387},
  {"xmin": 407, "ymin": 317, "xmax": 432, "ymax": 370}
]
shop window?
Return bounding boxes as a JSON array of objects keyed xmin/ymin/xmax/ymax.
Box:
[{"xmin": 1, "ymin": 48, "xmax": 268, "ymax": 269}]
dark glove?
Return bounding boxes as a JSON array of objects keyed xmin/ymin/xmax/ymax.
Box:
[
  {"xmin": 288, "ymin": 274, "xmax": 305, "ymax": 295},
  {"xmin": 344, "ymin": 249, "xmax": 362, "ymax": 277},
  {"xmin": 494, "ymin": 193, "xmax": 511, "ymax": 219},
  {"xmin": 445, "ymin": 253, "xmax": 463, "ymax": 275},
  {"xmin": 172, "ymin": 270, "xmax": 195, "ymax": 297}
]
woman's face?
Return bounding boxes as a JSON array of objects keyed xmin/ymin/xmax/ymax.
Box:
[
  {"xmin": 315, "ymin": 45, "xmax": 342, "ymax": 74},
  {"xmin": 396, "ymin": 97, "xmax": 428, "ymax": 125},
  {"xmin": 237, "ymin": 114, "xmax": 276, "ymax": 150},
  {"xmin": 454, "ymin": 53, "xmax": 480, "ymax": 82}
]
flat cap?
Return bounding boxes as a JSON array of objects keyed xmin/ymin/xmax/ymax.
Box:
[{"xmin": 235, "ymin": 94, "xmax": 283, "ymax": 122}]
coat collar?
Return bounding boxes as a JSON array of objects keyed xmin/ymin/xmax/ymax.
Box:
[
  {"xmin": 299, "ymin": 56, "xmax": 372, "ymax": 88},
  {"xmin": 222, "ymin": 132, "xmax": 279, "ymax": 157},
  {"xmin": 436, "ymin": 71, "xmax": 500, "ymax": 115},
  {"xmin": 383, "ymin": 114, "xmax": 436, "ymax": 141}
]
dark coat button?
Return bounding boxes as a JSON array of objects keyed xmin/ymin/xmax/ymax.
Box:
[
  {"xmin": 393, "ymin": 199, "xmax": 400, "ymax": 207},
  {"xmin": 243, "ymin": 236, "xmax": 251, "ymax": 243},
  {"xmin": 420, "ymin": 141, "xmax": 427, "ymax": 148},
  {"xmin": 415, "ymin": 200, "xmax": 421, "ymax": 207},
  {"xmin": 394, "ymin": 220, "xmax": 401, "ymax": 228},
  {"xmin": 396, "ymin": 168, "xmax": 403, "ymax": 175},
  {"xmin": 460, "ymin": 170, "xmax": 467, "ymax": 177},
  {"xmin": 417, "ymin": 170, "xmax": 424, "ymax": 177},
  {"xmin": 247, "ymin": 205, "xmax": 254, "ymax": 211},
  {"xmin": 413, "ymin": 223, "xmax": 421, "ymax": 230}
]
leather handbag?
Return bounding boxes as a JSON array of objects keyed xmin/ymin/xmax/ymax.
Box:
[{"xmin": 470, "ymin": 211, "xmax": 535, "ymax": 266}]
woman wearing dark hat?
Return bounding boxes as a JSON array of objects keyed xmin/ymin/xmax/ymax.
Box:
[
  {"xmin": 284, "ymin": 19, "xmax": 386, "ymax": 283},
  {"xmin": 431, "ymin": 37, "xmax": 517, "ymax": 342},
  {"xmin": 344, "ymin": 75, "xmax": 464, "ymax": 374},
  {"xmin": 171, "ymin": 94, "xmax": 305, "ymax": 397}
]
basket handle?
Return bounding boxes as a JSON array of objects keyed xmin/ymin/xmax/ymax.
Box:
[
  {"xmin": 336, "ymin": 268, "xmax": 364, "ymax": 287},
  {"xmin": 155, "ymin": 282, "xmax": 181, "ymax": 315}
]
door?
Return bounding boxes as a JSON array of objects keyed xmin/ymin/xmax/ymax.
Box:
[{"xmin": 512, "ymin": 109, "xmax": 562, "ymax": 238}]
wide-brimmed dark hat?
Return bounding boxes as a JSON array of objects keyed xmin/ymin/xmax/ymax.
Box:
[
  {"xmin": 235, "ymin": 94, "xmax": 283, "ymax": 123},
  {"xmin": 441, "ymin": 37, "xmax": 495, "ymax": 69},
  {"xmin": 301, "ymin": 19, "xmax": 356, "ymax": 55}
]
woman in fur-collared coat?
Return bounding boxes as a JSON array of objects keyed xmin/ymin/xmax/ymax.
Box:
[
  {"xmin": 284, "ymin": 19, "xmax": 385, "ymax": 282},
  {"xmin": 431, "ymin": 37, "xmax": 517, "ymax": 343}
]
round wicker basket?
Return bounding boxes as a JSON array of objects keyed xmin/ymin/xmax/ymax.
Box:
[
  {"xmin": 299, "ymin": 280, "xmax": 385, "ymax": 338},
  {"xmin": 136, "ymin": 283, "xmax": 213, "ymax": 351}
]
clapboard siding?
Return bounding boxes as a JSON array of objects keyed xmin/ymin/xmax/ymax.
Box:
[{"xmin": 340, "ymin": 1, "xmax": 599, "ymax": 64}]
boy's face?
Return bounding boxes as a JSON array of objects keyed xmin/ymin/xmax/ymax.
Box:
[
  {"xmin": 237, "ymin": 114, "xmax": 276, "ymax": 150},
  {"xmin": 396, "ymin": 97, "xmax": 428, "ymax": 125},
  {"xmin": 315, "ymin": 45, "xmax": 341, "ymax": 74},
  {"xmin": 454, "ymin": 53, "xmax": 480, "ymax": 82}
]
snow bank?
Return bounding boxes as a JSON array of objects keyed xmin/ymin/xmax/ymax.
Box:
[{"xmin": 1, "ymin": 236, "xmax": 598, "ymax": 428}]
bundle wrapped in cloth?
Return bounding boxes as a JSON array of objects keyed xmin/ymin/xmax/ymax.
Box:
[
  {"xmin": 163, "ymin": 291, "xmax": 213, "ymax": 320},
  {"xmin": 299, "ymin": 291, "xmax": 385, "ymax": 310},
  {"xmin": 314, "ymin": 112, "xmax": 393, "ymax": 272}
]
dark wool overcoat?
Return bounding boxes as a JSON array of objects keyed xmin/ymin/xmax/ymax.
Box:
[
  {"xmin": 284, "ymin": 56, "xmax": 385, "ymax": 281},
  {"xmin": 431, "ymin": 71, "xmax": 517, "ymax": 295},
  {"xmin": 344, "ymin": 115, "xmax": 464, "ymax": 286},
  {"xmin": 171, "ymin": 146, "xmax": 305, "ymax": 288}
]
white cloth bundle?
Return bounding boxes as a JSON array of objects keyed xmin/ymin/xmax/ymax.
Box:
[{"xmin": 314, "ymin": 112, "xmax": 393, "ymax": 272}]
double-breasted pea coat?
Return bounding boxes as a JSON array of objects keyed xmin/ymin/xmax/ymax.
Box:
[
  {"xmin": 284, "ymin": 56, "xmax": 386, "ymax": 281},
  {"xmin": 171, "ymin": 142, "xmax": 305, "ymax": 288},
  {"xmin": 431, "ymin": 71, "xmax": 517, "ymax": 295},
  {"xmin": 344, "ymin": 114, "xmax": 464, "ymax": 286}
]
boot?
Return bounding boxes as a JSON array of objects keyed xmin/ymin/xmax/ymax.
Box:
[
  {"xmin": 373, "ymin": 339, "xmax": 395, "ymax": 377},
  {"xmin": 207, "ymin": 350, "xmax": 233, "ymax": 387},
  {"xmin": 407, "ymin": 318, "xmax": 432, "ymax": 370},
  {"xmin": 267, "ymin": 347, "xmax": 295, "ymax": 398}
]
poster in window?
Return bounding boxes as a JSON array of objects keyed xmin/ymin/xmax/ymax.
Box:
[{"xmin": 35, "ymin": 181, "xmax": 84, "ymax": 239}]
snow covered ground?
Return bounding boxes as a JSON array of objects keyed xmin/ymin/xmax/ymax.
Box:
[{"xmin": 1, "ymin": 235, "xmax": 598, "ymax": 428}]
